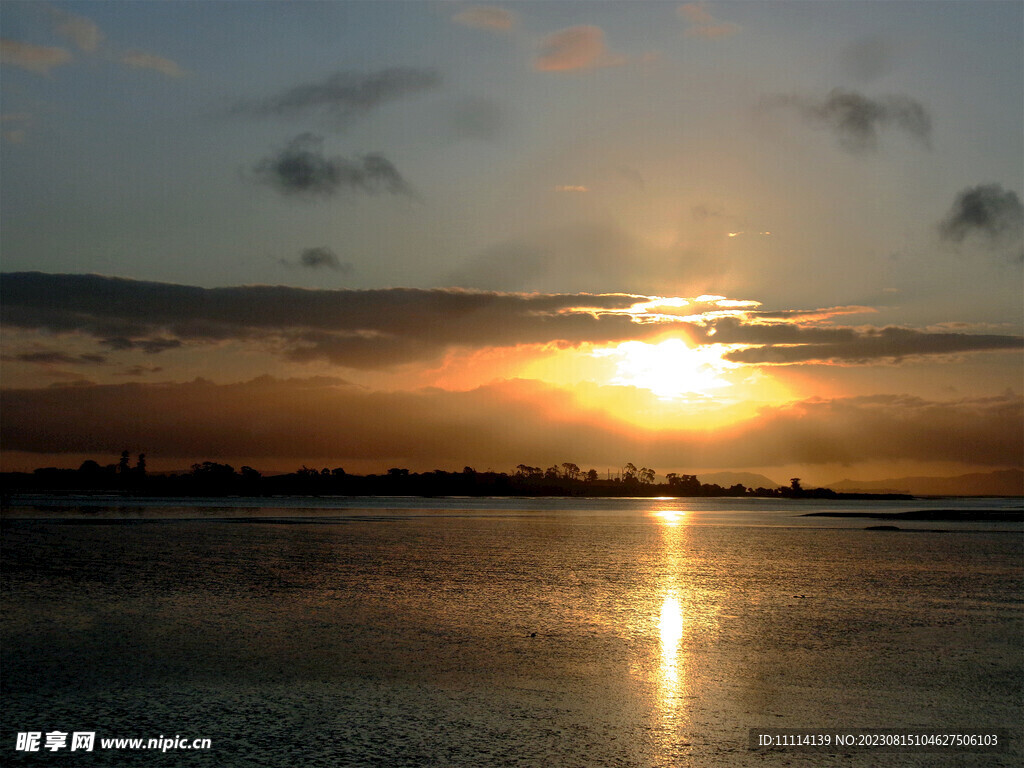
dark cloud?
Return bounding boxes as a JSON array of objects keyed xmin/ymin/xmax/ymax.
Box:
[
  {"xmin": 710, "ymin": 320, "xmax": 1024, "ymax": 364},
  {"xmin": 234, "ymin": 67, "xmax": 440, "ymax": 126},
  {"xmin": 1, "ymin": 377, "xmax": 1019, "ymax": 470},
  {"xmin": 938, "ymin": 184, "xmax": 1024, "ymax": 253},
  {"xmin": 2, "ymin": 351, "xmax": 106, "ymax": 365},
  {"xmin": 283, "ymin": 246, "xmax": 352, "ymax": 272},
  {"xmin": 769, "ymin": 88, "xmax": 931, "ymax": 152},
  {"xmin": 98, "ymin": 337, "xmax": 182, "ymax": 354},
  {"xmin": 114, "ymin": 365, "xmax": 164, "ymax": 377},
  {"xmin": 253, "ymin": 134, "xmax": 412, "ymax": 199},
  {"xmin": 5, "ymin": 272, "xmax": 1020, "ymax": 370},
  {"xmin": 0, "ymin": 272, "xmax": 650, "ymax": 369}
]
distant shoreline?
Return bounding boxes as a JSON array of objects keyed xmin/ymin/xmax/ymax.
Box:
[{"xmin": 804, "ymin": 509, "xmax": 1024, "ymax": 522}]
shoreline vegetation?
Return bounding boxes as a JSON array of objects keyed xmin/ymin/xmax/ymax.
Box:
[{"xmin": 0, "ymin": 453, "xmax": 920, "ymax": 500}]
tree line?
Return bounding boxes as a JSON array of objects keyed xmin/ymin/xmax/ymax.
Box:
[{"xmin": 1, "ymin": 452, "xmax": 911, "ymax": 500}]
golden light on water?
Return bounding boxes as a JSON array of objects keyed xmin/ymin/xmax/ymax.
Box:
[
  {"xmin": 653, "ymin": 507, "xmax": 689, "ymax": 726},
  {"xmin": 659, "ymin": 591, "xmax": 685, "ymax": 693},
  {"xmin": 654, "ymin": 509, "xmax": 686, "ymax": 526}
]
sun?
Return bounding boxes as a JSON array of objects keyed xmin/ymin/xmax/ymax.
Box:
[{"xmin": 593, "ymin": 338, "xmax": 737, "ymax": 400}]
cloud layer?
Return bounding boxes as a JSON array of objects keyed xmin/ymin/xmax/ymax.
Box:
[{"xmin": 3, "ymin": 273, "xmax": 1021, "ymax": 371}]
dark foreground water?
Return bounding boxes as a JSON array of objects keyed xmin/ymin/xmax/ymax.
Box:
[{"xmin": 2, "ymin": 496, "xmax": 1022, "ymax": 766}]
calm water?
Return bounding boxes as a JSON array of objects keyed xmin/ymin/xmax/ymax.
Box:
[{"xmin": 2, "ymin": 496, "xmax": 1022, "ymax": 766}]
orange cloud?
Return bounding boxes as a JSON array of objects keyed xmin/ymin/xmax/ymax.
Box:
[
  {"xmin": 534, "ymin": 25, "xmax": 625, "ymax": 72},
  {"xmin": 452, "ymin": 5, "xmax": 517, "ymax": 31},
  {"xmin": 0, "ymin": 39, "xmax": 72, "ymax": 74},
  {"xmin": 677, "ymin": 3, "xmax": 740, "ymax": 39}
]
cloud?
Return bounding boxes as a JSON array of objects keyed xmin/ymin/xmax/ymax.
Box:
[
  {"xmin": 0, "ymin": 39, "xmax": 72, "ymax": 74},
  {"xmin": 253, "ymin": 134, "xmax": 411, "ymax": 199},
  {"xmin": 768, "ymin": 88, "xmax": 932, "ymax": 152},
  {"xmin": 49, "ymin": 8, "xmax": 103, "ymax": 53},
  {"xmin": 1, "ymin": 351, "xmax": 106, "ymax": 366},
  {"xmin": 234, "ymin": 67, "xmax": 440, "ymax": 126},
  {"xmin": 452, "ymin": 6, "xmax": 517, "ymax": 31},
  {"xmin": 99, "ymin": 337, "xmax": 182, "ymax": 354},
  {"xmin": 938, "ymin": 184, "xmax": 1024, "ymax": 254},
  {"xmin": 677, "ymin": 3, "xmax": 740, "ymax": 39},
  {"xmin": 0, "ymin": 272, "xmax": 652, "ymax": 369},
  {"xmin": 534, "ymin": 25, "xmax": 625, "ymax": 72},
  {"xmin": 1, "ymin": 377, "xmax": 1019, "ymax": 471},
  {"xmin": 281, "ymin": 246, "xmax": 353, "ymax": 273},
  {"xmin": 114, "ymin": 365, "xmax": 164, "ymax": 377},
  {"xmin": 705, "ymin": 318, "xmax": 1024, "ymax": 364},
  {"xmin": 121, "ymin": 50, "xmax": 185, "ymax": 77},
  {"xmin": 4, "ymin": 272, "xmax": 1020, "ymax": 371}
]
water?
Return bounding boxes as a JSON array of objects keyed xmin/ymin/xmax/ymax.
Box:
[{"xmin": 2, "ymin": 496, "xmax": 1021, "ymax": 766}]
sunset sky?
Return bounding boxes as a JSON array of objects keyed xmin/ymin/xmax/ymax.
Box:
[{"xmin": 1, "ymin": 1, "xmax": 1022, "ymax": 484}]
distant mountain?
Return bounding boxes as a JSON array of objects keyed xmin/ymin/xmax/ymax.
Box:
[
  {"xmin": 696, "ymin": 471, "xmax": 782, "ymax": 489},
  {"xmin": 828, "ymin": 469, "xmax": 1023, "ymax": 497}
]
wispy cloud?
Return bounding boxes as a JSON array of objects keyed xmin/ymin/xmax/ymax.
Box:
[
  {"xmin": 0, "ymin": 39, "xmax": 72, "ymax": 74},
  {"xmin": 48, "ymin": 7, "xmax": 103, "ymax": 53},
  {"xmin": 939, "ymin": 184, "xmax": 1023, "ymax": 257},
  {"xmin": 767, "ymin": 88, "xmax": 932, "ymax": 153},
  {"xmin": 121, "ymin": 50, "xmax": 185, "ymax": 78},
  {"xmin": 677, "ymin": 3, "xmax": 740, "ymax": 39},
  {"xmin": 234, "ymin": 67, "xmax": 440, "ymax": 126},
  {"xmin": 534, "ymin": 26, "xmax": 625, "ymax": 72},
  {"xmin": 452, "ymin": 5, "xmax": 517, "ymax": 32},
  {"xmin": 253, "ymin": 134, "xmax": 412, "ymax": 200}
]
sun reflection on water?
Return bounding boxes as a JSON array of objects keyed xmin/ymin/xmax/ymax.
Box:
[
  {"xmin": 659, "ymin": 591, "xmax": 684, "ymax": 700},
  {"xmin": 651, "ymin": 507, "xmax": 690, "ymax": 731}
]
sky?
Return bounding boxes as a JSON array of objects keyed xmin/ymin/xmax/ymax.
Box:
[{"xmin": 1, "ymin": 0, "xmax": 1022, "ymax": 484}]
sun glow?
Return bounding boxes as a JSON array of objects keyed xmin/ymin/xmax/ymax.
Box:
[{"xmin": 595, "ymin": 338, "xmax": 737, "ymax": 400}]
